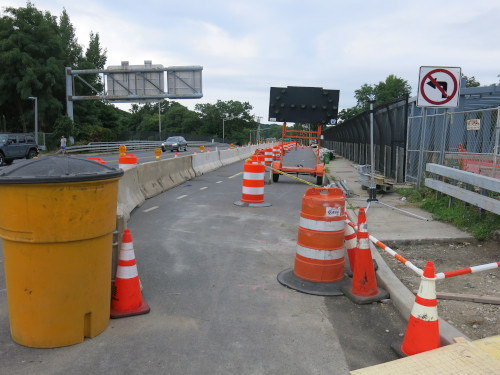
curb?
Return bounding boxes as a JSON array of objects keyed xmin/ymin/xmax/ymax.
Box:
[{"xmin": 323, "ymin": 173, "xmax": 471, "ymax": 345}]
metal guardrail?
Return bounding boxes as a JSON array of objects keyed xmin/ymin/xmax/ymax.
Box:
[{"xmin": 60, "ymin": 141, "xmax": 230, "ymax": 154}]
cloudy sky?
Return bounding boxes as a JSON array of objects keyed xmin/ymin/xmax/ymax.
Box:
[{"xmin": 3, "ymin": 0, "xmax": 500, "ymax": 123}]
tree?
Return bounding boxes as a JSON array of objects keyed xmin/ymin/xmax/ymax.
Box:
[
  {"xmin": 0, "ymin": 3, "xmax": 66, "ymax": 133},
  {"xmin": 462, "ymin": 75, "xmax": 480, "ymax": 88},
  {"xmin": 339, "ymin": 75, "xmax": 411, "ymax": 122},
  {"xmin": 195, "ymin": 100, "xmax": 257, "ymax": 144},
  {"xmin": 374, "ymin": 74, "xmax": 411, "ymax": 104}
]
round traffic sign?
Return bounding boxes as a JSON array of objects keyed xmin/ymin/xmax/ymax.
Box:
[{"xmin": 419, "ymin": 68, "xmax": 459, "ymax": 106}]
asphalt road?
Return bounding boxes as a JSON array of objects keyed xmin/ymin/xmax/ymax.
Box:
[
  {"xmin": 0, "ymin": 148, "xmax": 408, "ymax": 374},
  {"xmin": 73, "ymin": 145, "xmax": 229, "ymax": 167}
]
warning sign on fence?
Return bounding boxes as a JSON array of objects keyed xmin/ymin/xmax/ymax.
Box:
[{"xmin": 467, "ymin": 119, "xmax": 481, "ymax": 131}]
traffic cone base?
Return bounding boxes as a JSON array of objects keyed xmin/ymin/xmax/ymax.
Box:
[
  {"xmin": 341, "ymin": 280, "xmax": 389, "ymax": 304},
  {"xmin": 234, "ymin": 200, "xmax": 272, "ymax": 207},
  {"xmin": 341, "ymin": 208, "xmax": 389, "ymax": 304},
  {"xmin": 277, "ymin": 268, "xmax": 349, "ymax": 296},
  {"xmin": 111, "ymin": 299, "xmax": 150, "ymax": 319}
]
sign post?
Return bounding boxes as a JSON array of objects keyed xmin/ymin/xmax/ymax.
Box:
[{"xmin": 416, "ymin": 66, "xmax": 461, "ymax": 189}]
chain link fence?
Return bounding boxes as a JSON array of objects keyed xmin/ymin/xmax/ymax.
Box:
[{"xmin": 407, "ymin": 107, "xmax": 500, "ymax": 186}]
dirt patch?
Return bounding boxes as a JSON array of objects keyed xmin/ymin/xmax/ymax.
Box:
[{"xmin": 378, "ymin": 239, "xmax": 500, "ymax": 341}]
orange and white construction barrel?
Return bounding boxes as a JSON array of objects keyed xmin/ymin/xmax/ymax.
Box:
[
  {"xmin": 277, "ymin": 187, "xmax": 348, "ymax": 295},
  {"xmin": 234, "ymin": 157, "xmax": 271, "ymax": 207}
]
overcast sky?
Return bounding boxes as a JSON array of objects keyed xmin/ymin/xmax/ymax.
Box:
[{"xmin": 3, "ymin": 0, "xmax": 500, "ymax": 123}]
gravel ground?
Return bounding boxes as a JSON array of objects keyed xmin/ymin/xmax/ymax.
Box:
[{"xmin": 378, "ymin": 238, "xmax": 500, "ymax": 341}]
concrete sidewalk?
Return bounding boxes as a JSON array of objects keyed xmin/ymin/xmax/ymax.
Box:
[
  {"xmin": 323, "ymin": 154, "xmax": 473, "ymax": 346},
  {"xmin": 323, "ymin": 154, "xmax": 473, "ymax": 245}
]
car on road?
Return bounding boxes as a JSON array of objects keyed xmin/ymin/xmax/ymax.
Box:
[
  {"xmin": 0, "ymin": 133, "xmax": 39, "ymax": 165},
  {"xmin": 161, "ymin": 136, "xmax": 188, "ymax": 152}
]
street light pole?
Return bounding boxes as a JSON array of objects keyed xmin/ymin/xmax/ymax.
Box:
[{"xmin": 28, "ymin": 97, "xmax": 38, "ymax": 143}]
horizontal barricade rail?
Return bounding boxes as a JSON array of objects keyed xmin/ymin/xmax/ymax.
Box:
[
  {"xmin": 346, "ymin": 217, "xmax": 500, "ymax": 281},
  {"xmin": 61, "ymin": 141, "xmax": 230, "ymax": 154},
  {"xmin": 425, "ymin": 163, "xmax": 500, "ymax": 215}
]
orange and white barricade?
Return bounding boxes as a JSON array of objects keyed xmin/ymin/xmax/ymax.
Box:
[{"xmin": 278, "ymin": 188, "xmax": 348, "ymax": 295}]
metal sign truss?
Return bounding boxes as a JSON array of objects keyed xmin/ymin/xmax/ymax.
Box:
[{"xmin": 65, "ymin": 62, "xmax": 203, "ymax": 120}]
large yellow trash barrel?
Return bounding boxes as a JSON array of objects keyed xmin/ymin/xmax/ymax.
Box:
[{"xmin": 0, "ymin": 156, "xmax": 123, "ymax": 348}]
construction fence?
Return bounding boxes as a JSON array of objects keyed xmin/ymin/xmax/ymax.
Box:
[{"xmin": 407, "ymin": 105, "xmax": 500, "ymax": 186}]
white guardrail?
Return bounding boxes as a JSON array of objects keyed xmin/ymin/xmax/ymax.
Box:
[{"xmin": 62, "ymin": 141, "xmax": 229, "ymax": 154}]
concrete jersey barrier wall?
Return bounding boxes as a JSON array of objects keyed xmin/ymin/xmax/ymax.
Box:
[{"xmin": 192, "ymin": 151, "xmax": 223, "ymax": 176}]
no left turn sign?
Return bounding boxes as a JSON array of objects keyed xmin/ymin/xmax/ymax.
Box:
[{"xmin": 417, "ymin": 66, "xmax": 461, "ymax": 108}]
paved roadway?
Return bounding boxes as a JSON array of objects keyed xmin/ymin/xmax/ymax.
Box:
[
  {"xmin": 75, "ymin": 145, "xmax": 229, "ymax": 167},
  {"xmin": 0, "ymin": 148, "xmax": 408, "ymax": 374}
]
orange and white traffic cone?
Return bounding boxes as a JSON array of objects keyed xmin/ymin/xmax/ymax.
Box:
[
  {"xmin": 341, "ymin": 208, "xmax": 389, "ymax": 303},
  {"xmin": 111, "ymin": 229, "xmax": 150, "ymax": 319},
  {"xmin": 393, "ymin": 261, "xmax": 440, "ymax": 356}
]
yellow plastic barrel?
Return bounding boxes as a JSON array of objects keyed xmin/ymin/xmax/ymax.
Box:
[{"xmin": 0, "ymin": 156, "xmax": 123, "ymax": 348}]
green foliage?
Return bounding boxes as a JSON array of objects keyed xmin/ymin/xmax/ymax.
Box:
[
  {"xmin": 462, "ymin": 74, "xmax": 480, "ymax": 88},
  {"xmin": 194, "ymin": 99, "xmax": 258, "ymax": 144},
  {"xmin": 339, "ymin": 75, "xmax": 411, "ymax": 122},
  {"xmin": 395, "ymin": 186, "xmax": 500, "ymax": 240}
]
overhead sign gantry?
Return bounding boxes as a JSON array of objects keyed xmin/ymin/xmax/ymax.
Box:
[{"xmin": 65, "ymin": 60, "xmax": 203, "ymax": 120}]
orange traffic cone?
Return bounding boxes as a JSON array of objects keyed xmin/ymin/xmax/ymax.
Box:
[
  {"xmin": 341, "ymin": 208, "xmax": 389, "ymax": 304},
  {"xmin": 111, "ymin": 229, "xmax": 150, "ymax": 318},
  {"xmin": 393, "ymin": 262, "xmax": 440, "ymax": 356}
]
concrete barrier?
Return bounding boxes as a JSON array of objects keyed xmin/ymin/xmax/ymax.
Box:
[
  {"xmin": 117, "ymin": 166, "xmax": 145, "ymax": 222},
  {"xmin": 192, "ymin": 151, "xmax": 222, "ymax": 176},
  {"xmin": 219, "ymin": 148, "xmax": 240, "ymax": 166}
]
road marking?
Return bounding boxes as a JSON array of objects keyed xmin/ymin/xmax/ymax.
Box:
[
  {"xmin": 143, "ymin": 206, "xmax": 159, "ymax": 213},
  {"xmin": 229, "ymin": 172, "xmax": 243, "ymax": 179},
  {"xmin": 200, "ymin": 187, "xmax": 208, "ymax": 190},
  {"xmin": 177, "ymin": 195, "xmax": 188, "ymax": 200},
  {"xmin": 216, "ymin": 181, "xmax": 223, "ymax": 184}
]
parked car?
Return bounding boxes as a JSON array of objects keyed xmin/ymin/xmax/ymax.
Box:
[
  {"xmin": 0, "ymin": 133, "xmax": 39, "ymax": 165},
  {"xmin": 161, "ymin": 136, "xmax": 188, "ymax": 152}
]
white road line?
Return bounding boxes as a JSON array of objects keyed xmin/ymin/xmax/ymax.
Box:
[
  {"xmin": 177, "ymin": 195, "xmax": 188, "ymax": 199},
  {"xmin": 228, "ymin": 172, "xmax": 243, "ymax": 179},
  {"xmin": 216, "ymin": 181, "xmax": 223, "ymax": 184},
  {"xmin": 143, "ymin": 206, "xmax": 159, "ymax": 213},
  {"xmin": 200, "ymin": 187, "xmax": 208, "ymax": 190}
]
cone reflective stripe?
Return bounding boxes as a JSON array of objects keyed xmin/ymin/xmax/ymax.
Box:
[
  {"xmin": 344, "ymin": 219, "xmax": 357, "ymax": 273},
  {"xmin": 400, "ymin": 262, "xmax": 440, "ymax": 356},
  {"xmin": 264, "ymin": 148, "xmax": 273, "ymax": 165},
  {"xmin": 111, "ymin": 229, "xmax": 150, "ymax": 318},
  {"xmin": 293, "ymin": 188, "xmax": 346, "ymax": 283}
]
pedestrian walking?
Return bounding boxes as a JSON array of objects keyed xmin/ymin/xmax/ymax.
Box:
[{"xmin": 60, "ymin": 135, "xmax": 67, "ymax": 155}]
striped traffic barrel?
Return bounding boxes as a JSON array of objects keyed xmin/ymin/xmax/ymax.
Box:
[
  {"xmin": 240, "ymin": 157, "xmax": 265, "ymax": 203},
  {"xmin": 264, "ymin": 147, "xmax": 273, "ymax": 165},
  {"xmin": 294, "ymin": 187, "xmax": 346, "ymax": 282}
]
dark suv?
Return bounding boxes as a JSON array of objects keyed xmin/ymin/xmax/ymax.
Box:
[{"xmin": 0, "ymin": 133, "xmax": 39, "ymax": 165}]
